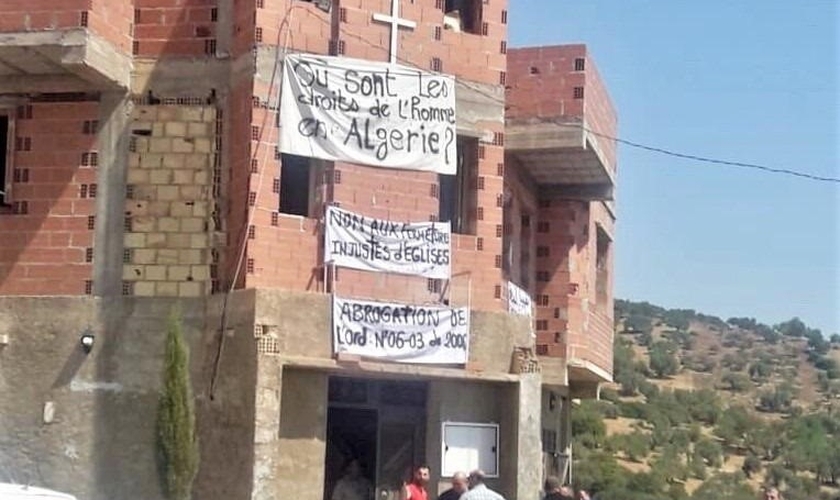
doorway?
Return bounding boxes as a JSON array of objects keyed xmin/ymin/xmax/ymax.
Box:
[{"xmin": 324, "ymin": 377, "xmax": 428, "ymax": 500}]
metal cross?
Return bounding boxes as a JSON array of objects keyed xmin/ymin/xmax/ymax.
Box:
[{"xmin": 372, "ymin": 0, "xmax": 417, "ymax": 64}]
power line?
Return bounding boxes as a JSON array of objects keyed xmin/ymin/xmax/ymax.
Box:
[
  {"xmin": 302, "ymin": 13, "xmax": 840, "ymax": 184},
  {"xmin": 581, "ymin": 127, "xmax": 840, "ymax": 184}
]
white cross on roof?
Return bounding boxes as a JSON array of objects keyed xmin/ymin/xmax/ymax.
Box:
[{"xmin": 372, "ymin": 0, "xmax": 417, "ymax": 64}]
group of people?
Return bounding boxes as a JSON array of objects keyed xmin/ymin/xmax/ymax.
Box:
[{"xmin": 331, "ymin": 461, "xmax": 585, "ymax": 500}]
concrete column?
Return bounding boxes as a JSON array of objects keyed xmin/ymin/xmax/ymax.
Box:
[
  {"xmin": 516, "ymin": 373, "xmax": 542, "ymax": 500},
  {"xmin": 252, "ymin": 357, "xmax": 283, "ymax": 500},
  {"xmin": 93, "ymin": 92, "xmax": 131, "ymax": 296}
]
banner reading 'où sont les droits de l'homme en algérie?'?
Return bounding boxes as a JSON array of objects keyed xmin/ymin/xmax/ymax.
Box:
[
  {"xmin": 325, "ymin": 205, "xmax": 451, "ymax": 280},
  {"xmin": 279, "ymin": 53, "xmax": 457, "ymax": 175}
]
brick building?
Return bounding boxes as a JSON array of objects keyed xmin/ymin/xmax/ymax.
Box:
[{"xmin": 0, "ymin": 1, "xmax": 616, "ymax": 500}]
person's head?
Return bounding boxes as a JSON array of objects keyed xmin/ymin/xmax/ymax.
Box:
[
  {"xmin": 544, "ymin": 477, "xmax": 561, "ymax": 494},
  {"xmin": 412, "ymin": 465, "xmax": 430, "ymax": 486},
  {"xmin": 467, "ymin": 470, "xmax": 486, "ymax": 489},
  {"xmin": 450, "ymin": 472, "xmax": 468, "ymax": 494},
  {"xmin": 763, "ymin": 487, "xmax": 781, "ymax": 500},
  {"xmin": 346, "ymin": 459, "xmax": 362, "ymax": 478},
  {"xmin": 557, "ymin": 486, "xmax": 575, "ymax": 500}
]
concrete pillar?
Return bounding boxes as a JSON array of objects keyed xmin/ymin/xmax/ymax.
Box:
[
  {"xmin": 516, "ymin": 373, "xmax": 542, "ymax": 500},
  {"xmin": 93, "ymin": 92, "xmax": 131, "ymax": 296},
  {"xmin": 252, "ymin": 357, "xmax": 283, "ymax": 500}
]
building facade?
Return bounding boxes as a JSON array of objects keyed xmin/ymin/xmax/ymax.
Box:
[{"xmin": 0, "ymin": 1, "xmax": 616, "ymax": 499}]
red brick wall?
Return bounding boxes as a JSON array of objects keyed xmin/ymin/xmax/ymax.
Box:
[
  {"xmin": 240, "ymin": 0, "xmax": 509, "ymax": 311},
  {"xmin": 0, "ymin": 0, "xmax": 131, "ymax": 55},
  {"xmin": 507, "ymin": 45, "xmax": 617, "ymax": 173},
  {"xmin": 89, "ymin": 0, "xmax": 133, "ymax": 53},
  {"xmin": 133, "ymin": 0, "xmax": 219, "ymax": 57},
  {"xmin": 533, "ymin": 199, "xmax": 614, "ymax": 376},
  {"xmin": 0, "ymin": 0, "xmax": 90, "ymax": 32},
  {"xmin": 0, "ymin": 100, "xmax": 100, "ymax": 295},
  {"xmin": 256, "ymin": 0, "xmax": 507, "ymax": 85}
]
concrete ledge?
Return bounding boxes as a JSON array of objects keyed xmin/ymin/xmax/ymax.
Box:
[
  {"xmin": 275, "ymin": 354, "xmax": 522, "ymax": 382},
  {"xmin": 0, "ymin": 28, "xmax": 131, "ymax": 91}
]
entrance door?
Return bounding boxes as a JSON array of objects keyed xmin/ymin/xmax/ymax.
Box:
[
  {"xmin": 377, "ymin": 422, "xmax": 419, "ymax": 500},
  {"xmin": 324, "ymin": 407, "xmax": 378, "ymax": 500}
]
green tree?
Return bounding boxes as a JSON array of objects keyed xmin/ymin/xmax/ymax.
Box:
[
  {"xmin": 693, "ymin": 437, "xmax": 723, "ymax": 468},
  {"xmin": 156, "ymin": 308, "xmax": 199, "ymax": 500},
  {"xmin": 742, "ymin": 453, "xmax": 762, "ymax": 479},
  {"xmin": 721, "ymin": 371, "xmax": 751, "ymax": 392},
  {"xmin": 690, "ymin": 473, "xmax": 754, "ymax": 500},
  {"xmin": 649, "ymin": 341, "xmax": 680, "ymax": 378}
]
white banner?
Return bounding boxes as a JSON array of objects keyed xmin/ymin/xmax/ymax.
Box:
[
  {"xmin": 332, "ymin": 296, "xmax": 469, "ymax": 364},
  {"xmin": 280, "ymin": 54, "xmax": 457, "ymax": 175},
  {"xmin": 325, "ymin": 205, "xmax": 451, "ymax": 279},
  {"xmin": 507, "ymin": 281, "xmax": 533, "ymax": 317}
]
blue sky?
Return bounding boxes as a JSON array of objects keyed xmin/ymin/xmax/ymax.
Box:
[{"xmin": 509, "ymin": 1, "xmax": 839, "ymax": 334}]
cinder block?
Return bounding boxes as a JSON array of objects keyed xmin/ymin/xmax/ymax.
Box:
[
  {"xmin": 157, "ymin": 186, "xmax": 180, "ymax": 201},
  {"xmin": 129, "ymin": 153, "xmax": 141, "ymax": 168},
  {"xmin": 131, "ymin": 216, "xmax": 156, "ymax": 233},
  {"xmin": 155, "ymin": 282, "xmax": 179, "ymax": 296},
  {"xmin": 148, "ymin": 202, "xmax": 171, "ymax": 217},
  {"xmin": 149, "ymin": 138, "xmax": 171, "ymax": 153},
  {"xmin": 193, "ymin": 170, "xmax": 210, "ymax": 185},
  {"xmin": 132, "ymin": 107, "xmax": 156, "ymax": 121},
  {"xmin": 172, "ymin": 169, "xmax": 195, "ymax": 185},
  {"xmin": 167, "ymin": 265, "xmax": 192, "ymax": 281},
  {"xmin": 194, "ymin": 138, "xmax": 212, "ymax": 153},
  {"xmin": 153, "ymin": 123, "xmax": 165, "ymax": 137},
  {"xmin": 170, "ymin": 202, "xmax": 194, "ymax": 217},
  {"xmin": 162, "ymin": 154, "xmax": 185, "ymax": 169},
  {"xmin": 180, "ymin": 217, "xmax": 205, "ymax": 233},
  {"xmin": 179, "ymin": 107, "xmax": 204, "ymax": 122},
  {"xmin": 158, "ymin": 217, "xmax": 180, "ymax": 232},
  {"xmin": 172, "ymin": 138, "xmax": 195, "ymax": 153},
  {"xmin": 133, "ymin": 249, "xmax": 157, "ymax": 264},
  {"xmin": 178, "ymin": 281, "xmax": 204, "ymax": 297},
  {"xmin": 192, "ymin": 202, "xmax": 208, "ymax": 217},
  {"xmin": 166, "ymin": 233, "xmax": 191, "ymax": 248},
  {"xmin": 180, "ymin": 186, "xmax": 205, "ymax": 199},
  {"xmin": 157, "ymin": 249, "xmax": 180, "ymax": 265},
  {"xmin": 157, "ymin": 107, "xmax": 178, "ymax": 121},
  {"xmin": 140, "ymin": 153, "xmax": 164, "ymax": 169},
  {"xmin": 179, "ymin": 249, "xmax": 203, "ymax": 264},
  {"xmin": 149, "ymin": 169, "xmax": 172, "ymax": 184},
  {"xmin": 146, "ymin": 233, "xmax": 167, "ymax": 248},
  {"xmin": 187, "ymin": 122, "xmax": 210, "ymax": 137},
  {"xmin": 190, "ymin": 265, "xmax": 210, "ymax": 280},
  {"xmin": 190, "ymin": 234, "xmax": 209, "ymax": 249},
  {"xmin": 202, "ymin": 108, "xmax": 216, "ymax": 122},
  {"xmin": 127, "ymin": 169, "xmax": 150, "ymax": 184},
  {"xmin": 124, "ymin": 233, "xmax": 146, "ymax": 248},
  {"xmin": 185, "ymin": 154, "xmax": 210, "ymax": 169},
  {"xmin": 145, "ymin": 265, "xmax": 167, "ymax": 281},
  {"xmin": 165, "ymin": 122, "xmax": 188, "ymax": 137},
  {"xmin": 133, "ymin": 281, "xmax": 156, "ymax": 296},
  {"xmin": 123, "ymin": 265, "xmax": 144, "ymax": 281}
]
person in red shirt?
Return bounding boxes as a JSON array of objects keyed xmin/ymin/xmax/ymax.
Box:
[{"xmin": 402, "ymin": 465, "xmax": 430, "ymax": 500}]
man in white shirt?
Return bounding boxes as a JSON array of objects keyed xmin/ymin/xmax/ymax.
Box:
[{"xmin": 459, "ymin": 470, "xmax": 505, "ymax": 500}]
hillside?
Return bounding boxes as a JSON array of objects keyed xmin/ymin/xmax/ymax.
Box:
[{"xmin": 572, "ymin": 300, "xmax": 840, "ymax": 500}]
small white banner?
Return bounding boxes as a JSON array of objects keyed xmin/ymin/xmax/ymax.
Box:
[
  {"xmin": 325, "ymin": 205, "xmax": 451, "ymax": 279},
  {"xmin": 333, "ymin": 296, "xmax": 470, "ymax": 364},
  {"xmin": 280, "ymin": 54, "xmax": 457, "ymax": 175},
  {"xmin": 507, "ymin": 281, "xmax": 534, "ymax": 317}
]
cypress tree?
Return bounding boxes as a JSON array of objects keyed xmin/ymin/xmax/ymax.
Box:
[{"xmin": 157, "ymin": 307, "xmax": 199, "ymax": 500}]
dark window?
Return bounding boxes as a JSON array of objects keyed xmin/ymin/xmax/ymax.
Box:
[
  {"xmin": 279, "ymin": 153, "xmax": 320, "ymax": 216},
  {"xmin": 438, "ymin": 136, "xmax": 477, "ymax": 234},
  {"xmin": 574, "ymin": 58, "xmax": 585, "ymax": 71},
  {"xmin": 444, "ymin": 0, "xmax": 482, "ymax": 35},
  {"xmin": 596, "ymin": 226, "xmax": 611, "ymax": 308},
  {"xmin": 573, "ymin": 86, "xmax": 584, "ymax": 99},
  {"xmin": 0, "ymin": 114, "xmax": 11, "ymax": 205}
]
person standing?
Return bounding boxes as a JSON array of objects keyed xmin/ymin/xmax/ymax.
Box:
[
  {"xmin": 460, "ymin": 470, "xmax": 505, "ymax": 500},
  {"xmin": 402, "ymin": 465, "xmax": 431, "ymax": 500},
  {"xmin": 331, "ymin": 459, "xmax": 374, "ymax": 500},
  {"xmin": 437, "ymin": 472, "xmax": 468, "ymax": 500}
]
